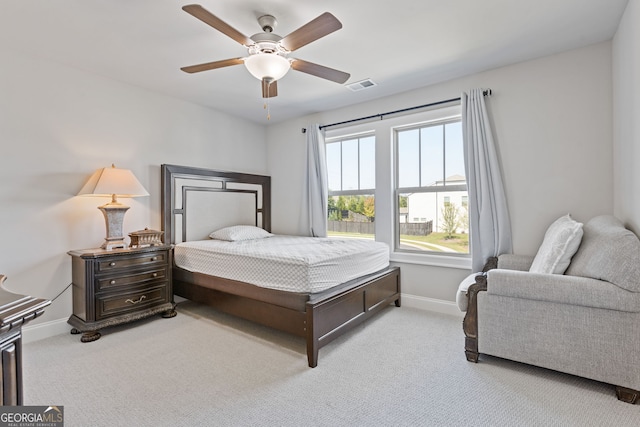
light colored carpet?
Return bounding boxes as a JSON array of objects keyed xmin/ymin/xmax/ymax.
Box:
[{"xmin": 23, "ymin": 302, "xmax": 638, "ymax": 426}]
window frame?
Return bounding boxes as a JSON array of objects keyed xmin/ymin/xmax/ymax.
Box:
[
  {"xmin": 326, "ymin": 131, "xmax": 376, "ymax": 195},
  {"xmin": 393, "ymin": 115, "xmax": 470, "ymax": 259},
  {"xmin": 325, "ymin": 131, "xmax": 377, "ymax": 239}
]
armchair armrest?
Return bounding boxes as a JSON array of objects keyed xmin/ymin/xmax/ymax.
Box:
[
  {"xmin": 462, "ymin": 256, "xmax": 523, "ymax": 362},
  {"xmin": 497, "ymin": 254, "xmax": 535, "ymax": 271},
  {"xmin": 487, "ymin": 269, "xmax": 640, "ymax": 312}
]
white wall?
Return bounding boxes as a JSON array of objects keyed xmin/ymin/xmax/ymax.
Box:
[
  {"xmin": 3, "ymin": 36, "xmax": 619, "ymax": 330},
  {"xmin": 266, "ymin": 42, "xmax": 613, "ymax": 305},
  {"xmin": 1, "ymin": 50, "xmax": 267, "ymax": 327},
  {"xmin": 613, "ymin": 0, "xmax": 640, "ymax": 232}
]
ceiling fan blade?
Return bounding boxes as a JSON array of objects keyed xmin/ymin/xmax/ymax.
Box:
[
  {"xmin": 291, "ymin": 59, "xmax": 350, "ymax": 84},
  {"xmin": 262, "ymin": 78, "xmax": 278, "ymax": 98},
  {"xmin": 280, "ymin": 12, "xmax": 342, "ymax": 51},
  {"xmin": 182, "ymin": 4, "xmax": 252, "ymax": 46},
  {"xmin": 181, "ymin": 58, "xmax": 244, "ymax": 74}
]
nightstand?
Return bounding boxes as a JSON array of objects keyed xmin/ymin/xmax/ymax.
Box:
[{"xmin": 67, "ymin": 245, "xmax": 176, "ymax": 342}]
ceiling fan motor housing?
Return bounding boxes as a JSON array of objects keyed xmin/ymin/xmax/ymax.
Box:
[{"xmin": 249, "ymin": 33, "xmax": 288, "ymax": 52}]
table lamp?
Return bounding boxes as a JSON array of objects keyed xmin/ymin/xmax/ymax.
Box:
[{"xmin": 78, "ymin": 164, "xmax": 149, "ymax": 250}]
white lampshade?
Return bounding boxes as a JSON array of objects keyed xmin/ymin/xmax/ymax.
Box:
[
  {"xmin": 78, "ymin": 164, "xmax": 149, "ymax": 198},
  {"xmin": 244, "ymin": 54, "xmax": 291, "ymax": 81},
  {"xmin": 78, "ymin": 164, "xmax": 149, "ymax": 250}
]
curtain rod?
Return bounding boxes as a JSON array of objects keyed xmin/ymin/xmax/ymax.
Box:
[{"xmin": 311, "ymin": 89, "xmax": 492, "ymax": 132}]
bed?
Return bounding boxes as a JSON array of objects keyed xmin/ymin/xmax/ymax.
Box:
[{"xmin": 161, "ymin": 164, "xmax": 401, "ymax": 367}]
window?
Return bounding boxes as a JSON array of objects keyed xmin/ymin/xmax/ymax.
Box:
[
  {"xmin": 395, "ymin": 119, "xmax": 469, "ymax": 255},
  {"xmin": 323, "ymin": 103, "xmax": 470, "ymax": 269},
  {"xmin": 326, "ymin": 134, "xmax": 375, "ymax": 240}
]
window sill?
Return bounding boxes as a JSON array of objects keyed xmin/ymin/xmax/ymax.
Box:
[{"xmin": 390, "ymin": 251, "xmax": 472, "ymax": 270}]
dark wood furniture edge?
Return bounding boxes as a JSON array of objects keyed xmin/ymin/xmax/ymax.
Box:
[
  {"xmin": 0, "ymin": 275, "xmax": 51, "ymax": 405},
  {"xmin": 0, "ymin": 275, "xmax": 51, "ymax": 335},
  {"xmin": 462, "ymin": 257, "xmax": 497, "ymax": 363},
  {"xmin": 306, "ymin": 266, "xmax": 400, "ymax": 368},
  {"xmin": 616, "ymin": 386, "xmax": 639, "ymax": 404},
  {"xmin": 68, "ymin": 244, "xmax": 173, "ymax": 258}
]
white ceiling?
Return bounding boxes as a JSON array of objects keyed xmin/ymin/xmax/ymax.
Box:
[{"xmin": 0, "ymin": 0, "xmax": 629, "ymax": 125}]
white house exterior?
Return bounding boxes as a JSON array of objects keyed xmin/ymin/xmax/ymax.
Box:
[{"xmin": 405, "ymin": 175, "xmax": 468, "ymax": 233}]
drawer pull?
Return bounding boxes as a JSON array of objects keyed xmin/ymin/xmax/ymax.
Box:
[
  {"xmin": 152, "ymin": 273, "xmax": 158, "ymax": 278},
  {"xmin": 151, "ymin": 257, "xmax": 158, "ymax": 261},
  {"xmin": 109, "ymin": 262, "xmax": 116, "ymax": 267},
  {"xmin": 110, "ymin": 280, "xmax": 116, "ymax": 285},
  {"xmin": 125, "ymin": 295, "xmax": 146, "ymax": 305}
]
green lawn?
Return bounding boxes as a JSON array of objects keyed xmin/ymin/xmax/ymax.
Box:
[
  {"xmin": 401, "ymin": 232, "xmax": 469, "ymax": 253},
  {"xmin": 327, "ymin": 231, "xmax": 469, "ymax": 253}
]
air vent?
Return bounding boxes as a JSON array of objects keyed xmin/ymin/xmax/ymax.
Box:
[{"xmin": 346, "ymin": 78, "xmax": 377, "ymax": 92}]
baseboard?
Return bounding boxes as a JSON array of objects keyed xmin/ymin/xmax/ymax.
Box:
[
  {"xmin": 401, "ymin": 293, "xmax": 464, "ymax": 318},
  {"xmin": 22, "ymin": 318, "xmax": 70, "ymax": 344}
]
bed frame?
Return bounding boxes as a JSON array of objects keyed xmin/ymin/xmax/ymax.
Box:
[{"xmin": 161, "ymin": 164, "xmax": 400, "ymax": 367}]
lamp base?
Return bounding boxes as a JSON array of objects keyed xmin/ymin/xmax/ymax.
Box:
[
  {"xmin": 98, "ymin": 202, "xmax": 129, "ymax": 250},
  {"xmin": 101, "ymin": 238, "xmax": 127, "ymax": 251}
]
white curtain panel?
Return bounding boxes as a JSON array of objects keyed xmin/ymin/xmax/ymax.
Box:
[
  {"xmin": 306, "ymin": 124, "xmax": 328, "ymax": 237},
  {"xmin": 462, "ymin": 89, "xmax": 513, "ymax": 271}
]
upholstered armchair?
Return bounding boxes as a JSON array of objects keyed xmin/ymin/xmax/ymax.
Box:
[{"xmin": 458, "ymin": 215, "xmax": 640, "ymax": 403}]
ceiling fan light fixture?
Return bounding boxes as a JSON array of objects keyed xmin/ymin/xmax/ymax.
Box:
[{"xmin": 244, "ymin": 54, "xmax": 291, "ymax": 81}]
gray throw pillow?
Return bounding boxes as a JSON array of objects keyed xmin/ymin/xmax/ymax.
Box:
[{"xmin": 565, "ymin": 215, "xmax": 640, "ymax": 292}]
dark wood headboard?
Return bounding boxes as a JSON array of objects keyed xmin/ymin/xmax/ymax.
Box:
[{"xmin": 161, "ymin": 164, "xmax": 271, "ymax": 244}]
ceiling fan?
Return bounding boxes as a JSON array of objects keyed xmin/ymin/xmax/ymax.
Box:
[{"xmin": 180, "ymin": 4, "xmax": 351, "ymax": 99}]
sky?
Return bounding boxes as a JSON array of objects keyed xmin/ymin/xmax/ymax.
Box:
[{"xmin": 326, "ymin": 121, "xmax": 464, "ymax": 192}]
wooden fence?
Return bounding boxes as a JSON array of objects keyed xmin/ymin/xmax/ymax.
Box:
[
  {"xmin": 328, "ymin": 220, "xmax": 375, "ymax": 235},
  {"xmin": 328, "ymin": 220, "xmax": 432, "ymax": 236},
  {"xmin": 399, "ymin": 221, "xmax": 433, "ymax": 236}
]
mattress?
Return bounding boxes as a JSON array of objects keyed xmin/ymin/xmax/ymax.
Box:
[{"xmin": 173, "ymin": 235, "xmax": 390, "ymax": 293}]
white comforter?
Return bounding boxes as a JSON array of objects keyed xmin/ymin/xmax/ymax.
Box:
[{"xmin": 174, "ymin": 235, "xmax": 390, "ymax": 293}]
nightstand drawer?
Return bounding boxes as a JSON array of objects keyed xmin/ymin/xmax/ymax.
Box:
[
  {"xmin": 96, "ymin": 287, "xmax": 166, "ymax": 320},
  {"xmin": 96, "ymin": 268, "xmax": 166, "ymax": 291},
  {"xmin": 96, "ymin": 252, "xmax": 167, "ymax": 273}
]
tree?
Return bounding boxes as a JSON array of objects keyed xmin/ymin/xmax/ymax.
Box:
[
  {"xmin": 459, "ymin": 204, "xmax": 469, "ymax": 233},
  {"xmin": 357, "ymin": 196, "xmax": 366, "ymax": 216},
  {"xmin": 327, "ymin": 196, "xmax": 336, "ymax": 210},
  {"xmin": 329, "ymin": 195, "xmax": 374, "ymax": 221},
  {"xmin": 364, "ymin": 197, "xmax": 375, "ymax": 218},
  {"xmin": 440, "ymin": 203, "xmax": 460, "ymax": 239},
  {"xmin": 348, "ymin": 196, "xmax": 359, "ymax": 213}
]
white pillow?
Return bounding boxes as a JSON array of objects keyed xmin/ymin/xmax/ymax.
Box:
[
  {"xmin": 529, "ymin": 214, "xmax": 583, "ymax": 274},
  {"xmin": 209, "ymin": 225, "xmax": 272, "ymax": 242}
]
